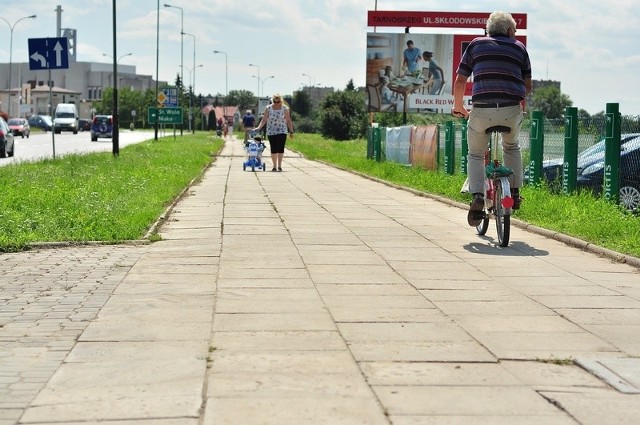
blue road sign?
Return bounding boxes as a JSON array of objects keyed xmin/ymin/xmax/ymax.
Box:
[
  {"xmin": 163, "ymin": 87, "xmax": 178, "ymax": 107},
  {"xmin": 28, "ymin": 37, "xmax": 69, "ymax": 70}
]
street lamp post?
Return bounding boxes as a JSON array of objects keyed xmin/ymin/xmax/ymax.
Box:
[
  {"xmin": 248, "ymin": 63, "xmax": 260, "ymax": 98},
  {"xmin": 164, "ymin": 3, "xmax": 184, "ymax": 135},
  {"xmin": 102, "ymin": 53, "xmax": 132, "ymax": 85},
  {"xmin": 302, "ymin": 73, "xmax": 313, "ymax": 87},
  {"xmin": 212, "ymin": 50, "xmax": 228, "ymax": 99},
  {"xmin": 180, "ymin": 64, "xmax": 203, "ymax": 134},
  {"xmin": 253, "ymin": 75, "xmax": 274, "ymax": 99},
  {"xmin": 0, "ymin": 14, "xmax": 37, "ymax": 117},
  {"xmin": 163, "ymin": 4, "xmax": 183, "ymax": 88},
  {"xmin": 182, "ymin": 31, "xmax": 196, "ymax": 133},
  {"xmin": 213, "ymin": 50, "xmax": 228, "ymax": 127}
]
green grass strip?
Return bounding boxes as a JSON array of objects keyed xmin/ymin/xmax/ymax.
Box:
[{"xmin": 0, "ymin": 134, "xmax": 222, "ymax": 251}]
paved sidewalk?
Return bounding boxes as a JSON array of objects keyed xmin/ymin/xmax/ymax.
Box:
[{"xmin": 2, "ymin": 137, "xmax": 640, "ymax": 424}]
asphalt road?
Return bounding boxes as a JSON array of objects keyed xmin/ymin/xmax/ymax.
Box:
[{"xmin": 0, "ymin": 128, "xmax": 162, "ymax": 167}]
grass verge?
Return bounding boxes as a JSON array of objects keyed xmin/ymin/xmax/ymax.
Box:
[
  {"xmin": 288, "ymin": 134, "xmax": 640, "ymax": 259},
  {"xmin": 0, "ymin": 133, "xmax": 223, "ymax": 252}
]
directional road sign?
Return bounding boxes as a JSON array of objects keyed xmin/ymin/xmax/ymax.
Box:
[
  {"xmin": 148, "ymin": 107, "xmax": 183, "ymax": 125},
  {"xmin": 28, "ymin": 37, "xmax": 69, "ymax": 70},
  {"xmin": 157, "ymin": 87, "xmax": 178, "ymax": 107}
]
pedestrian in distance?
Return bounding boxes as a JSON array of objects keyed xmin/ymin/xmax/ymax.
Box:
[
  {"xmin": 451, "ymin": 10, "xmax": 532, "ymax": 227},
  {"xmin": 242, "ymin": 109, "xmax": 256, "ymax": 143},
  {"xmin": 253, "ymin": 94, "xmax": 294, "ymax": 172}
]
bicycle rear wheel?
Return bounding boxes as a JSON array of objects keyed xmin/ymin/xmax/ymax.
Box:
[
  {"xmin": 476, "ymin": 215, "xmax": 490, "ymax": 235},
  {"xmin": 494, "ymin": 179, "xmax": 510, "ymax": 247}
]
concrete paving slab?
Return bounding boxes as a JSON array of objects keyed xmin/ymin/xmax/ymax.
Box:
[
  {"xmin": 348, "ymin": 340, "xmax": 496, "ymax": 362},
  {"xmin": 211, "ymin": 331, "xmax": 346, "ymax": 351},
  {"xmin": 501, "ymin": 360, "xmax": 607, "ymax": 389},
  {"xmin": 581, "ymin": 324, "xmax": 640, "ymax": 356},
  {"xmin": 555, "ymin": 308, "xmax": 640, "ymax": 325},
  {"xmin": 330, "ymin": 307, "xmax": 448, "ymax": 323},
  {"xmin": 373, "ymin": 385, "xmax": 562, "ymax": 416},
  {"xmin": 432, "ymin": 299, "xmax": 557, "ymax": 317},
  {"xmin": 212, "ymin": 313, "xmax": 336, "ymax": 332},
  {"xmin": 361, "ymin": 362, "xmax": 521, "ymax": 386},
  {"xmin": 337, "ymin": 322, "xmax": 472, "ymax": 342},
  {"xmin": 202, "ymin": 396, "xmax": 388, "ymax": 425},
  {"xmin": 536, "ymin": 294, "xmax": 640, "ymax": 309},
  {"xmin": 315, "ymin": 283, "xmax": 419, "ymax": 296},
  {"xmin": 217, "ymin": 277, "xmax": 314, "ymax": 289},
  {"xmin": 209, "ymin": 351, "xmax": 361, "ymax": 375},
  {"xmin": 455, "ymin": 315, "xmax": 586, "ymax": 333},
  {"xmin": 539, "ymin": 388, "xmax": 640, "ymax": 425},
  {"xmin": 323, "ymin": 294, "xmax": 435, "ymax": 309},
  {"xmin": 574, "ymin": 357, "xmax": 640, "ymax": 393},
  {"xmin": 306, "ymin": 264, "xmax": 406, "ymax": 284},
  {"xmin": 388, "ymin": 415, "xmax": 578, "ymax": 425},
  {"xmin": 472, "ymin": 331, "xmax": 621, "ymax": 360}
]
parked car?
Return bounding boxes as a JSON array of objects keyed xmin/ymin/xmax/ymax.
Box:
[
  {"xmin": 533, "ymin": 133, "xmax": 640, "ymax": 186},
  {"xmin": 78, "ymin": 118, "xmax": 92, "ymax": 131},
  {"xmin": 91, "ymin": 115, "xmax": 113, "ymax": 141},
  {"xmin": 577, "ymin": 136, "xmax": 640, "ymax": 211},
  {"xmin": 28, "ymin": 115, "xmax": 53, "ymax": 132},
  {"xmin": 7, "ymin": 118, "xmax": 30, "ymax": 138},
  {"xmin": 0, "ymin": 116, "xmax": 16, "ymax": 158}
]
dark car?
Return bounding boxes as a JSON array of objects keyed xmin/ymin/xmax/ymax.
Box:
[
  {"xmin": 78, "ymin": 118, "xmax": 92, "ymax": 131},
  {"xmin": 0, "ymin": 116, "xmax": 16, "ymax": 158},
  {"xmin": 535, "ymin": 133, "xmax": 640, "ymax": 185},
  {"xmin": 577, "ymin": 136, "xmax": 640, "ymax": 211},
  {"xmin": 91, "ymin": 115, "xmax": 113, "ymax": 141},
  {"xmin": 7, "ymin": 118, "xmax": 30, "ymax": 138},
  {"xmin": 28, "ymin": 115, "xmax": 53, "ymax": 132}
]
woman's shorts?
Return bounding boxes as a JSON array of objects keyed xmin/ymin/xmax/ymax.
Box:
[{"xmin": 268, "ymin": 133, "xmax": 287, "ymax": 154}]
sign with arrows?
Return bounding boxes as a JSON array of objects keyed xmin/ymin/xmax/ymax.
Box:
[{"xmin": 28, "ymin": 37, "xmax": 69, "ymax": 70}]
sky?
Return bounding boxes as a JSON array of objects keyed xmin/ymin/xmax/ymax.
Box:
[{"xmin": 2, "ymin": 0, "xmax": 640, "ymax": 115}]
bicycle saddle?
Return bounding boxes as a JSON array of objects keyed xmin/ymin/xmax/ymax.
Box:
[{"xmin": 485, "ymin": 125, "xmax": 511, "ymax": 134}]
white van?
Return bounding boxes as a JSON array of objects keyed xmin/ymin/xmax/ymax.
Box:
[{"xmin": 53, "ymin": 103, "xmax": 79, "ymax": 134}]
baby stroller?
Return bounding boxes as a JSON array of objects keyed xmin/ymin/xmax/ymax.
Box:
[{"xmin": 243, "ymin": 133, "xmax": 267, "ymax": 171}]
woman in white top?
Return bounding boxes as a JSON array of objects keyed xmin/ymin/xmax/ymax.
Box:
[{"xmin": 254, "ymin": 93, "xmax": 294, "ymax": 172}]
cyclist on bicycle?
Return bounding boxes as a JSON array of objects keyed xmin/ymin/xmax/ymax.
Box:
[{"xmin": 451, "ymin": 11, "xmax": 532, "ymax": 226}]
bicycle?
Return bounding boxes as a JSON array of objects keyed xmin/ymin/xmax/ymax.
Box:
[{"xmin": 474, "ymin": 125, "xmax": 515, "ymax": 247}]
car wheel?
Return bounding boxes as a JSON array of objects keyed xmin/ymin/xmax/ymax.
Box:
[
  {"xmin": 619, "ymin": 185, "xmax": 640, "ymax": 211},
  {"xmin": 0, "ymin": 146, "xmax": 5, "ymax": 158},
  {"xmin": 91, "ymin": 136, "xmax": 98, "ymax": 142},
  {"xmin": 8, "ymin": 144, "xmax": 14, "ymax": 157}
]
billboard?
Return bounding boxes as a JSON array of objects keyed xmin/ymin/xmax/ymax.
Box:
[{"xmin": 366, "ymin": 11, "xmax": 526, "ymax": 114}]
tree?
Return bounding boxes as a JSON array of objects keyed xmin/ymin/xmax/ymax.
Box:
[
  {"xmin": 530, "ymin": 85, "xmax": 572, "ymax": 119},
  {"xmin": 227, "ymin": 89, "xmax": 256, "ymax": 112},
  {"xmin": 318, "ymin": 86, "xmax": 367, "ymax": 140},
  {"xmin": 293, "ymin": 90, "xmax": 312, "ymax": 117}
]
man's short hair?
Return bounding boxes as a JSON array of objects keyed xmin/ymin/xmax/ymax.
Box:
[{"xmin": 486, "ymin": 11, "xmax": 516, "ymax": 36}]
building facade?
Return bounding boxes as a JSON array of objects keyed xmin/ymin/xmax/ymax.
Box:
[{"xmin": 0, "ymin": 61, "xmax": 159, "ymax": 119}]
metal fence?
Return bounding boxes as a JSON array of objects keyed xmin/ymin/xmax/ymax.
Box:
[{"xmin": 431, "ymin": 115, "xmax": 640, "ymax": 210}]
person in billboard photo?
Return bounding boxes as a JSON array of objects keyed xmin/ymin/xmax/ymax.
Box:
[
  {"xmin": 451, "ymin": 11, "xmax": 532, "ymax": 226},
  {"xmin": 423, "ymin": 51, "xmax": 445, "ymax": 95},
  {"xmin": 379, "ymin": 76, "xmax": 394, "ymax": 104},
  {"xmin": 403, "ymin": 40, "xmax": 421, "ymax": 74}
]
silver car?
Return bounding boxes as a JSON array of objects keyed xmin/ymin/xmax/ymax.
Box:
[{"xmin": 0, "ymin": 116, "xmax": 15, "ymax": 158}]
